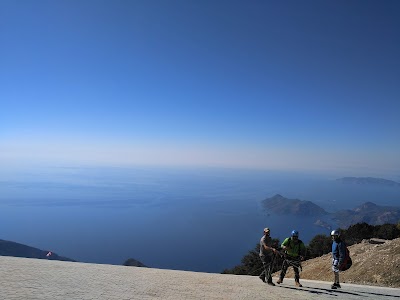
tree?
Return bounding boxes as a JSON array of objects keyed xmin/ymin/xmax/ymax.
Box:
[
  {"xmin": 373, "ymin": 224, "xmax": 400, "ymax": 240},
  {"xmin": 123, "ymin": 258, "xmax": 147, "ymax": 267},
  {"xmin": 306, "ymin": 234, "xmax": 331, "ymax": 259},
  {"xmin": 342, "ymin": 222, "xmax": 374, "ymax": 245},
  {"xmin": 222, "ymin": 238, "xmax": 282, "ymax": 275}
]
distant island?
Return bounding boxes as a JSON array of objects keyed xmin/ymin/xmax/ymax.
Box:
[
  {"xmin": 262, "ymin": 194, "xmax": 400, "ymax": 229},
  {"xmin": 261, "ymin": 194, "xmax": 328, "ymax": 216},
  {"xmin": 336, "ymin": 177, "xmax": 400, "ymax": 186}
]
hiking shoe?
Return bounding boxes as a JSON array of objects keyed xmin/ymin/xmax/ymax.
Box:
[
  {"xmin": 295, "ymin": 281, "xmax": 302, "ymax": 287},
  {"xmin": 259, "ymin": 276, "xmax": 266, "ymax": 283},
  {"xmin": 276, "ymin": 279, "xmax": 282, "ymax": 284},
  {"xmin": 267, "ymin": 282, "xmax": 275, "ymax": 286},
  {"xmin": 331, "ymin": 283, "xmax": 341, "ymax": 289}
]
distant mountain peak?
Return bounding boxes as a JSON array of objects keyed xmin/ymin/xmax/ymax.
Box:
[
  {"xmin": 353, "ymin": 202, "xmax": 378, "ymax": 213},
  {"xmin": 357, "ymin": 201, "xmax": 378, "ymax": 208}
]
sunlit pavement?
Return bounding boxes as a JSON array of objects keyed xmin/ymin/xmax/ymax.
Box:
[{"xmin": 1, "ymin": 256, "xmax": 399, "ymax": 300}]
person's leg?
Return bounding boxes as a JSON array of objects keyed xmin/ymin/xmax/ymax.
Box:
[
  {"xmin": 331, "ymin": 260, "xmax": 341, "ymax": 289},
  {"xmin": 266, "ymin": 255, "xmax": 275, "ymax": 285},
  {"xmin": 331, "ymin": 272, "xmax": 341, "ymax": 289},
  {"xmin": 259, "ymin": 256, "xmax": 266, "ymax": 282},
  {"xmin": 334, "ymin": 272, "xmax": 340, "ymax": 287},
  {"xmin": 293, "ymin": 262, "xmax": 302, "ymax": 287},
  {"xmin": 277, "ymin": 259, "xmax": 288, "ymax": 284}
]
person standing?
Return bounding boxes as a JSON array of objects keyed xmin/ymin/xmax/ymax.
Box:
[
  {"xmin": 259, "ymin": 227, "xmax": 278, "ymax": 286},
  {"xmin": 276, "ymin": 230, "xmax": 306, "ymax": 287},
  {"xmin": 331, "ymin": 229, "xmax": 346, "ymax": 289}
]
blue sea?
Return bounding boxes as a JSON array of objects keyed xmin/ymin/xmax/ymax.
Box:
[{"xmin": 0, "ymin": 166, "xmax": 399, "ymax": 273}]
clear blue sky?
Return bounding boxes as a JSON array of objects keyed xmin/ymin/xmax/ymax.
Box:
[{"xmin": 1, "ymin": 0, "xmax": 399, "ymax": 175}]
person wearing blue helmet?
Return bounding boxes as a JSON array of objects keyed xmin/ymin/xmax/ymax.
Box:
[{"xmin": 277, "ymin": 230, "xmax": 306, "ymax": 287}]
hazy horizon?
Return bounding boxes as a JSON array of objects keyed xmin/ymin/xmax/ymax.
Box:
[{"xmin": 1, "ymin": 166, "xmax": 400, "ymax": 272}]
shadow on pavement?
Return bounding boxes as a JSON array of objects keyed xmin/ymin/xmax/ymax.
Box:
[
  {"xmin": 353, "ymin": 289, "xmax": 400, "ymax": 298},
  {"xmin": 279, "ymin": 285, "xmax": 400, "ymax": 298},
  {"xmin": 302, "ymin": 286, "xmax": 400, "ymax": 298},
  {"xmin": 277, "ymin": 285, "xmax": 362, "ymax": 297}
]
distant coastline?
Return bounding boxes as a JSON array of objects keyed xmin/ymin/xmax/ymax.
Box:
[
  {"xmin": 262, "ymin": 193, "xmax": 400, "ymax": 229},
  {"xmin": 336, "ymin": 177, "xmax": 400, "ymax": 187}
]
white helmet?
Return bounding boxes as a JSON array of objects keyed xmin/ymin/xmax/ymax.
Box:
[{"xmin": 330, "ymin": 230, "xmax": 340, "ymax": 237}]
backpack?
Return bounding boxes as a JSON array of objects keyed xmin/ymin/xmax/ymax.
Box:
[{"xmin": 338, "ymin": 244, "xmax": 352, "ymax": 271}]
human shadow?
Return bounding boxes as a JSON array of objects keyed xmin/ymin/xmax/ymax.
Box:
[
  {"xmin": 277, "ymin": 285, "xmax": 366, "ymax": 297},
  {"xmin": 344, "ymin": 289, "xmax": 400, "ymax": 298},
  {"xmin": 308, "ymin": 286, "xmax": 400, "ymax": 298}
]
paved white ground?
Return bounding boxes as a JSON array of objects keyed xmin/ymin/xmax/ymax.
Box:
[{"xmin": 1, "ymin": 256, "xmax": 399, "ymax": 300}]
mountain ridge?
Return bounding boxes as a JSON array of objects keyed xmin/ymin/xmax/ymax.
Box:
[
  {"xmin": 0, "ymin": 238, "xmax": 148, "ymax": 267},
  {"xmin": 0, "ymin": 239, "xmax": 74, "ymax": 262},
  {"xmin": 332, "ymin": 202, "xmax": 400, "ymax": 228},
  {"xmin": 262, "ymin": 194, "xmax": 400, "ymax": 228}
]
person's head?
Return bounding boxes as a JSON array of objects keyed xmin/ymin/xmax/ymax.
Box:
[
  {"xmin": 264, "ymin": 228, "xmax": 270, "ymax": 236},
  {"xmin": 291, "ymin": 230, "xmax": 299, "ymax": 241},
  {"xmin": 331, "ymin": 229, "xmax": 340, "ymax": 241}
]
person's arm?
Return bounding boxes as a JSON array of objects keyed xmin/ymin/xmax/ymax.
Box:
[
  {"xmin": 263, "ymin": 239, "xmax": 278, "ymax": 253},
  {"xmin": 281, "ymin": 238, "xmax": 290, "ymax": 251},
  {"xmin": 331, "ymin": 242, "xmax": 339, "ymax": 266},
  {"xmin": 332, "ymin": 242, "xmax": 337, "ymax": 258}
]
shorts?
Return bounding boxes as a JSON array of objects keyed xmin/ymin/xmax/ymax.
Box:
[{"xmin": 332, "ymin": 259, "xmax": 339, "ymax": 273}]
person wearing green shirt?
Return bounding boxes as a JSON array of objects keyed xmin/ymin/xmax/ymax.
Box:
[{"xmin": 276, "ymin": 230, "xmax": 306, "ymax": 287}]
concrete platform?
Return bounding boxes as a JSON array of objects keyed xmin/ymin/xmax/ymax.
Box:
[{"xmin": 1, "ymin": 256, "xmax": 399, "ymax": 299}]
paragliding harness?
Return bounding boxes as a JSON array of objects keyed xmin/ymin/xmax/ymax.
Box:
[
  {"xmin": 256, "ymin": 249, "xmax": 302, "ymax": 280},
  {"xmin": 280, "ymin": 238, "xmax": 304, "ymax": 274},
  {"xmin": 339, "ymin": 243, "xmax": 352, "ymax": 271}
]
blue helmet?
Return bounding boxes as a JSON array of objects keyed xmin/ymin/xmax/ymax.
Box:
[{"xmin": 291, "ymin": 230, "xmax": 299, "ymax": 237}]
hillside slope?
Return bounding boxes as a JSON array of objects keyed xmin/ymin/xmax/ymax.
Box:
[
  {"xmin": 0, "ymin": 239, "xmax": 74, "ymax": 261},
  {"xmin": 279, "ymin": 238, "xmax": 400, "ymax": 288}
]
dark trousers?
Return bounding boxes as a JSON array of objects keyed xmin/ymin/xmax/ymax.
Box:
[
  {"xmin": 280, "ymin": 256, "xmax": 301, "ymax": 282},
  {"xmin": 259, "ymin": 255, "xmax": 274, "ymax": 283}
]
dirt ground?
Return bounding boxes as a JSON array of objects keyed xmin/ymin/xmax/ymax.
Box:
[{"xmin": 273, "ymin": 238, "xmax": 400, "ymax": 288}]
